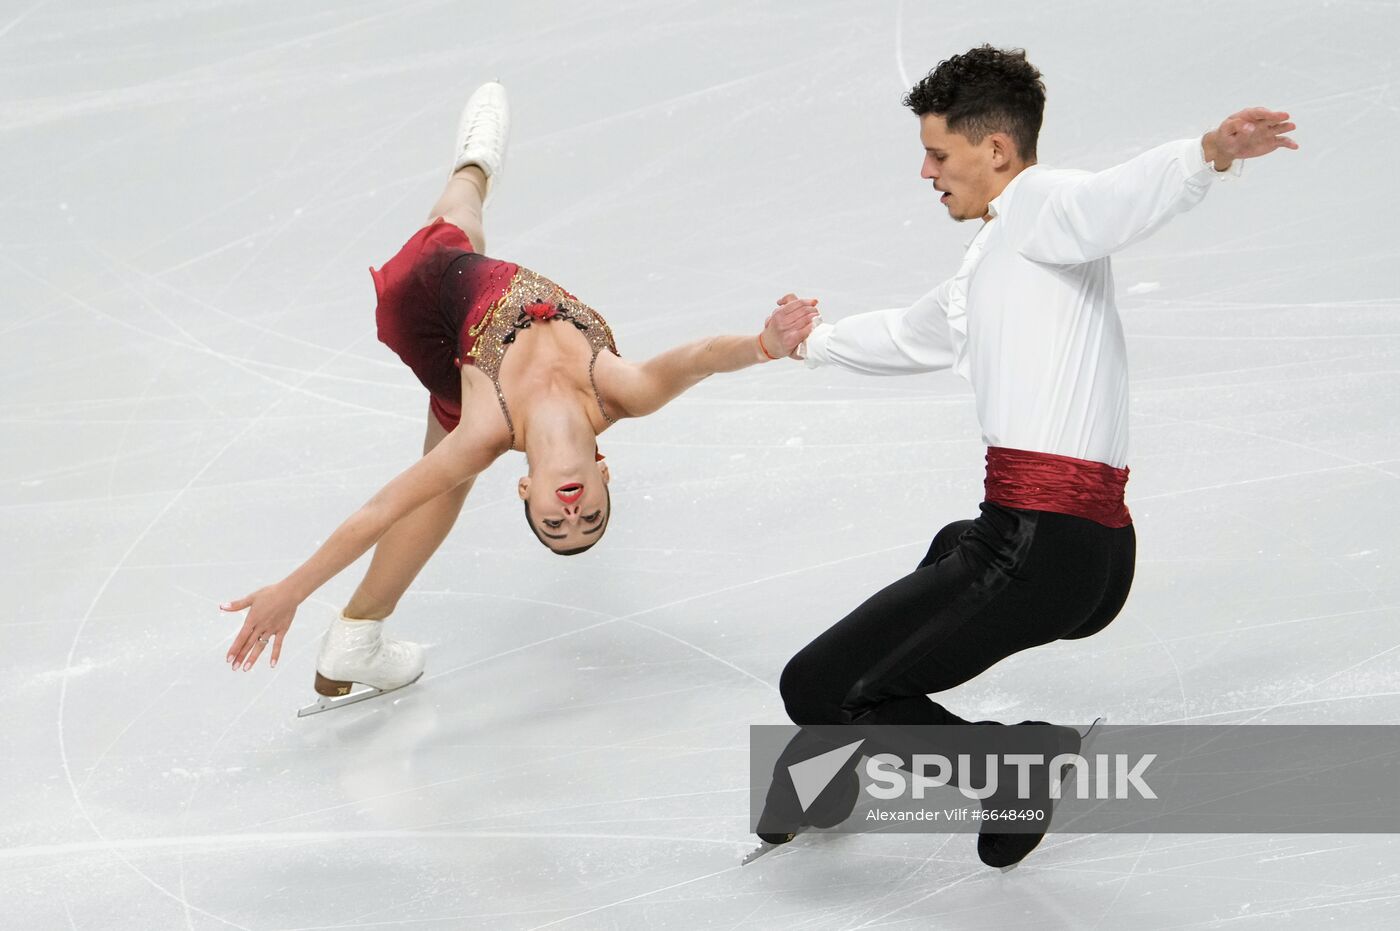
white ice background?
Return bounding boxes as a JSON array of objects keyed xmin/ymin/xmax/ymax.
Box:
[{"xmin": 3, "ymin": 1, "xmax": 1399, "ymax": 928}]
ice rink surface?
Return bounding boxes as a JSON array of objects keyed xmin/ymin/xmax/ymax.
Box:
[{"xmin": 3, "ymin": 0, "xmax": 1399, "ymax": 927}]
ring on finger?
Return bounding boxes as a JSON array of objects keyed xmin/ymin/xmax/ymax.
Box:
[{"xmin": 257, "ymin": 636, "xmax": 270, "ymax": 644}]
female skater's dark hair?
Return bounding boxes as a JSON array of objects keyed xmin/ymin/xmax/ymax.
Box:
[
  {"xmin": 523, "ymin": 482, "xmax": 611, "ymax": 555},
  {"xmin": 903, "ymin": 45, "xmax": 1046, "ymax": 161}
]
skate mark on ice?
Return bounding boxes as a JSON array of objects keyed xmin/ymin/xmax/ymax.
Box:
[{"xmin": 55, "ymin": 273, "xmax": 382, "ymax": 927}]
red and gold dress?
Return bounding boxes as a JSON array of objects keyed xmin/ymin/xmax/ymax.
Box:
[{"xmin": 371, "ymin": 217, "xmax": 620, "ymax": 442}]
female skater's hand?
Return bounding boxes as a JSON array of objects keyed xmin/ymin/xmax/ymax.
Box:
[
  {"xmin": 762, "ymin": 295, "xmax": 820, "ymax": 360},
  {"xmin": 220, "ymin": 584, "xmax": 299, "ymax": 671},
  {"xmin": 1202, "ymin": 108, "xmax": 1297, "ymax": 167}
]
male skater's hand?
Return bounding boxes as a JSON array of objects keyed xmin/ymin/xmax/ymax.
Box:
[
  {"xmin": 221, "ymin": 584, "xmax": 299, "ymax": 671},
  {"xmin": 761, "ymin": 296, "xmax": 819, "ymax": 360},
  {"xmin": 769, "ymin": 293, "xmax": 821, "ymax": 360},
  {"xmin": 1202, "ymin": 108, "xmax": 1297, "ymax": 170}
]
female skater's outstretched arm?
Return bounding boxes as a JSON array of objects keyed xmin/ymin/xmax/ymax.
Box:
[
  {"xmin": 598, "ymin": 297, "xmax": 818, "ymax": 418},
  {"xmin": 221, "ymin": 300, "xmax": 816, "ymax": 671},
  {"xmin": 220, "ymin": 416, "xmax": 506, "ymax": 671}
]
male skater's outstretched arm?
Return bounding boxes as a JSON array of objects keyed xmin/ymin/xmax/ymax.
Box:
[
  {"xmin": 1007, "ymin": 108, "xmax": 1294, "ymax": 265},
  {"xmin": 778, "ymin": 107, "xmax": 1296, "ymax": 373}
]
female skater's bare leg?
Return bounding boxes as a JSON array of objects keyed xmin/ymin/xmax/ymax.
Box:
[
  {"xmin": 342, "ymin": 405, "xmax": 475, "ymax": 620},
  {"xmin": 426, "ymin": 164, "xmax": 488, "ymax": 252},
  {"xmin": 341, "ymin": 151, "xmax": 491, "ymax": 621},
  {"xmin": 298, "ymin": 85, "xmax": 508, "ymax": 711}
]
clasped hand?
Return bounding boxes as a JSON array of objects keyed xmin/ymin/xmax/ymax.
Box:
[{"xmin": 762, "ymin": 294, "xmax": 821, "ymax": 360}]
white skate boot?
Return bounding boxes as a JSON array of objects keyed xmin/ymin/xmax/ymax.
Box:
[
  {"xmin": 451, "ymin": 80, "xmax": 510, "ymax": 204},
  {"xmin": 296, "ymin": 612, "xmax": 426, "ymax": 717}
]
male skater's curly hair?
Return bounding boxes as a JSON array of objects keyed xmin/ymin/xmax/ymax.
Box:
[{"xmin": 903, "ymin": 45, "xmax": 1046, "ymax": 161}]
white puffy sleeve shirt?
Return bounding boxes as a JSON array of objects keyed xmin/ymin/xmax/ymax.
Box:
[{"xmin": 801, "ymin": 137, "xmax": 1240, "ymax": 469}]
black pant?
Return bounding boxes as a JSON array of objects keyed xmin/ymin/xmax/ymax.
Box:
[{"xmin": 760, "ymin": 502, "xmax": 1135, "ymax": 826}]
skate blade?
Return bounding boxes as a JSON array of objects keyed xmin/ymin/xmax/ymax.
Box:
[
  {"xmin": 1054, "ymin": 715, "xmax": 1107, "ymax": 782},
  {"xmin": 740, "ymin": 828, "xmax": 806, "ymax": 866},
  {"xmin": 1079, "ymin": 714, "xmax": 1108, "ymax": 751},
  {"xmin": 740, "ymin": 842, "xmax": 780, "ymax": 866},
  {"xmin": 295, "ymin": 672, "xmax": 423, "ymax": 718}
]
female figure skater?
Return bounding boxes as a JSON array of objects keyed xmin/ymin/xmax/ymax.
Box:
[{"xmin": 218, "ymin": 83, "xmax": 818, "ymax": 714}]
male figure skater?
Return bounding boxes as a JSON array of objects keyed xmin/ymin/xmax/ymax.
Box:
[{"xmin": 753, "ymin": 45, "xmax": 1296, "ymax": 868}]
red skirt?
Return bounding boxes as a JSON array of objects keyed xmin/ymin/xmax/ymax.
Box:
[{"xmin": 371, "ymin": 218, "xmax": 519, "ymax": 430}]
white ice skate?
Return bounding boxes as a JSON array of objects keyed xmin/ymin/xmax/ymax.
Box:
[
  {"xmin": 296, "ymin": 612, "xmax": 426, "ymax": 718},
  {"xmin": 451, "ymin": 80, "xmax": 510, "ymax": 204}
]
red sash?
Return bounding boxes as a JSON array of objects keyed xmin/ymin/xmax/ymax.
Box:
[{"xmin": 983, "ymin": 446, "xmax": 1131, "ymax": 528}]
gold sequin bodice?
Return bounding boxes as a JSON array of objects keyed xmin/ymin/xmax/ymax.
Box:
[{"xmin": 466, "ymin": 265, "xmax": 620, "ymax": 450}]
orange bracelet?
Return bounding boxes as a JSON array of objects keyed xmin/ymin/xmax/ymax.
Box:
[{"xmin": 757, "ymin": 333, "xmax": 778, "ymax": 361}]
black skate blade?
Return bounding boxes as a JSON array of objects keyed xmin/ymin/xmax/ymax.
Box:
[
  {"xmin": 295, "ymin": 672, "xmax": 423, "ymax": 718},
  {"xmin": 1054, "ymin": 715, "xmax": 1107, "ymax": 787},
  {"xmin": 1080, "ymin": 714, "xmax": 1108, "ymax": 745}
]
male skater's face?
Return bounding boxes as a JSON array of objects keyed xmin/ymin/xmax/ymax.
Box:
[{"xmin": 919, "ymin": 114, "xmax": 1002, "ymax": 223}]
